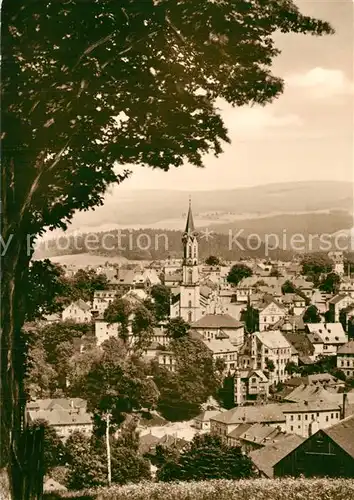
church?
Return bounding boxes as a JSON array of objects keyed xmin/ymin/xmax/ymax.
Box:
[{"xmin": 169, "ymin": 200, "xmax": 218, "ymax": 322}]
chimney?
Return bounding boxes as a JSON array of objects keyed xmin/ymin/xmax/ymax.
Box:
[{"xmin": 342, "ymin": 393, "xmax": 347, "ymax": 419}]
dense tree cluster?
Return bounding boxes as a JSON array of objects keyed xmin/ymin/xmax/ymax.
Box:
[
  {"xmin": 301, "ymin": 254, "xmax": 334, "ymax": 286},
  {"xmin": 227, "ymin": 263, "xmax": 253, "ymax": 286},
  {"xmin": 157, "ymin": 433, "xmax": 254, "ymax": 482},
  {"xmin": 302, "ymin": 305, "xmax": 321, "ymax": 324}
]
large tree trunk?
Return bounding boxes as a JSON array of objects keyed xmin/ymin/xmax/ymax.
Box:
[{"xmin": 1, "ymin": 223, "xmax": 41, "ymax": 498}]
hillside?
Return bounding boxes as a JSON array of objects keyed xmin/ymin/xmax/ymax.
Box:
[
  {"xmin": 209, "ymin": 211, "xmax": 353, "ymax": 251},
  {"xmin": 37, "ymin": 228, "xmax": 294, "ymax": 262},
  {"xmin": 49, "ymin": 181, "xmax": 352, "ymax": 232}
]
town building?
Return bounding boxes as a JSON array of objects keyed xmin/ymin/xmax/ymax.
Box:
[
  {"xmin": 26, "ymin": 398, "xmax": 93, "ymax": 440},
  {"xmin": 250, "ymin": 434, "xmax": 305, "ymax": 478},
  {"xmin": 203, "ymin": 338, "xmax": 239, "ymax": 372},
  {"xmin": 306, "ymin": 323, "xmax": 348, "ymax": 356},
  {"xmin": 337, "ymin": 340, "xmax": 354, "ymax": 378},
  {"xmin": 259, "ymin": 300, "xmax": 287, "ymax": 331},
  {"xmin": 95, "ymin": 320, "xmax": 119, "ymax": 346},
  {"xmin": 193, "ymin": 410, "xmax": 225, "ymax": 431},
  {"xmin": 280, "ymin": 401, "xmax": 341, "ymax": 438},
  {"xmin": 233, "ymin": 368, "xmax": 269, "ymax": 405},
  {"xmin": 328, "ymin": 251, "xmax": 345, "ymax": 276},
  {"xmin": 238, "ymin": 330, "xmax": 292, "ymax": 384},
  {"xmin": 190, "ymin": 313, "xmax": 244, "ymax": 348},
  {"xmin": 339, "ymin": 278, "xmax": 354, "ymax": 298},
  {"xmin": 274, "ymin": 414, "xmax": 354, "ymax": 478},
  {"xmin": 157, "ymin": 350, "xmax": 176, "ymax": 372},
  {"xmin": 92, "ymin": 290, "xmax": 118, "ymax": 316},
  {"xmin": 210, "ymin": 404, "xmax": 286, "ymax": 438},
  {"xmin": 328, "ymin": 294, "xmax": 353, "ymax": 322},
  {"xmin": 61, "ymin": 299, "xmax": 92, "ymax": 323}
]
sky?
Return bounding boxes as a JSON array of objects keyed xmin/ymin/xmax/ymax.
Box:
[{"xmin": 116, "ymin": 0, "xmax": 354, "ymax": 192}]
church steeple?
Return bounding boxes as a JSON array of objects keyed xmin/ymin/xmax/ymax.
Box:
[
  {"xmin": 185, "ymin": 196, "xmax": 195, "ymax": 234},
  {"xmin": 182, "ymin": 198, "xmax": 198, "ymax": 267}
]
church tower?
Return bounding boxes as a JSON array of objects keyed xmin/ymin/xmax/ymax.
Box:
[{"xmin": 179, "ymin": 199, "xmax": 201, "ymax": 323}]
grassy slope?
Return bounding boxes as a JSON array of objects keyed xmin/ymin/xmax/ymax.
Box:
[{"xmin": 43, "ymin": 478, "xmax": 354, "ymax": 500}]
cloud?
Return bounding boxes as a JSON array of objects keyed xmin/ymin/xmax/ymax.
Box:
[
  {"xmin": 286, "ymin": 67, "xmax": 354, "ymax": 98},
  {"xmin": 220, "ymin": 104, "xmax": 302, "ymax": 137}
]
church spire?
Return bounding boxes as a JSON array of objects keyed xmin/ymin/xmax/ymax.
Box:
[{"xmin": 184, "ymin": 196, "xmax": 195, "ymax": 233}]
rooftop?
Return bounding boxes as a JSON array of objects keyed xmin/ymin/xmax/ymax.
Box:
[
  {"xmin": 337, "ymin": 340, "xmax": 354, "ymax": 355},
  {"xmin": 324, "ymin": 414, "xmax": 354, "ymax": 459},
  {"xmin": 211, "ymin": 404, "xmax": 286, "ymax": 425},
  {"xmin": 191, "ymin": 313, "xmax": 244, "ymax": 329},
  {"xmin": 250, "ymin": 434, "xmax": 305, "ymax": 478},
  {"xmin": 255, "ymin": 330, "xmax": 291, "ymax": 350}
]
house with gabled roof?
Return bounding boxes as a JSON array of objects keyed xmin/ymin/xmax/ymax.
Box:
[
  {"xmin": 233, "ymin": 368, "xmax": 269, "ymax": 405},
  {"xmin": 274, "ymin": 414, "xmax": 354, "ymax": 478},
  {"xmin": 306, "ymin": 323, "xmax": 348, "ymax": 356},
  {"xmin": 328, "ymin": 294, "xmax": 353, "ymax": 322},
  {"xmin": 238, "ymin": 330, "xmax": 292, "ymax": 384},
  {"xmin": 250, "ymin": 434, "xmax": 305, "ymax": 478},
  {"xmin": 62, "ymin": 299, "xmax": 92, "ymax": 323},
  {"xmin": 259, "ymin": 300, "xmax": 287, "ymax": 331},
  {"xmin": 210, "ymin": 403, "xmax": 286, "ymax": 439},
  {"xmin": 191, "ymin": 313, "xmax": 244, "ymax": 348},
  {"xmin": 337, "ymin": 340, "xmax": 354, "ymax": 378}
]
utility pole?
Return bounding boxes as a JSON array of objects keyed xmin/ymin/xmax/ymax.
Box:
[{"xmin": 105, "ymin": 412, "xmax": 112, "ymax": 486}]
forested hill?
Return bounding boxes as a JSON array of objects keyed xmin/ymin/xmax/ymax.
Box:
[{"xmin": 38, "ymin": 228, "xmax": 294, "ymax": 261}]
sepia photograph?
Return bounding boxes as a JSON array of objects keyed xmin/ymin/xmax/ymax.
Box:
[{"xmin": 1, "ymin": 0, "xmax": 353, "ymax": 499}]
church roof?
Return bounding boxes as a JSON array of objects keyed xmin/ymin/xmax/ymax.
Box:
[
  {"xmin": 191, "ymin": 313, "xmax": 243, "ymax": 329},
  {"xmin": 184, "ymin": 200, "xmax": 195, "ymax": 233}
]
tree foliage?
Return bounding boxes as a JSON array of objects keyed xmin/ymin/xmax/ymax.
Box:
[
  {"xmin": 28, "ymin": 420, "xmax": 66, "ymax": 475},
  {"xmin": 154, "ymin": 337, "xmax": 221, "ymax": 420},
  {"xmin": 69, "ymin": 269, "xmax": 109, "ymax": 302},
  {"xmin": 303, "ymin": 305, "xmax": 321, "ymax": 324},
  {"xmin": 26, "ymin": 260, "xmax": 72, "ymax": 321},
  {"xmin": 149, "ymin": 284, "xmax": 171, "ymax": 322},
  {"xmin": 301, "ymin": 254, "xmax": 333, "ymax": 285},
  {"xmin": 318, "ymin": 272, "xmax": 341, "ymax": 294},
  {"xmin": 205, "ymin": 256, "xmax": 220, "ymax": 266},
  {"xmin": 227, "ymin": 264, "xmax": 253, "ymax": 286},
  {"xmin": 165, "ymin": 317, "xmax": 190, "ymax": 340},
  {"xmin": 65, "ymin": 432, "xmax": 106, "ymax": 490},
  {"xmin": 82, "ymin": 341, "xmax": 159, "ymax": 432},
  {"xmin": 240, "ymin": 299, "xmax": 259, "ymax": 333},
  {"xmin": 157, "ymin": 433, "xmax": 254, "ymax": 481}
]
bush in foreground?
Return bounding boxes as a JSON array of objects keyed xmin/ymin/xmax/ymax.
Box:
[{"xmin": 43, "ymin": 478, "xmax": 354, "ymax": 500}]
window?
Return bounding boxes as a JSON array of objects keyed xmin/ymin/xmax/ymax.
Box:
[
  {"xmin": 298, "ymin": 415, "xmax": 301, "ymax": 420},
  {"xmin": 188, "ymin": 300, "xmax": 192, "ymax": 308},
  {"xmin": 188, "ymin": 269, "xmax": 193, "ymax": 284},
  {"xmin": 305, "ymin": 415, "xmax": 308, "ymax": 421},
  {"xmin": 290, "ymin": 415, "xmax": 294, "ymax": 421},
  {"xmin": 188, "ymin": 311, "xmax": 192, "ymax": 323},
  {"xmin": 326, "ymin": 416, "xmax": 329, "ymax": 422},
  {"xmin": 331, "ymin": 414, "xmax": 333, "ymax": 419},
  {"xmin": 290, "ymin": 425, "xmax": 294, "ymax": 431}
]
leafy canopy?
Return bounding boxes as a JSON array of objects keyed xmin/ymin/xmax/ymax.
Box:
[
  {"xmin": 157, "ymin": 433, "xmax": 254, "ymax": 481},
  {"xmin": 2, "ymin": 0, "xmax": 333, "ymax": 238},
  {"xmin": 227, "ymin": 263, "xmax": 253, "ymax": 286}
]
